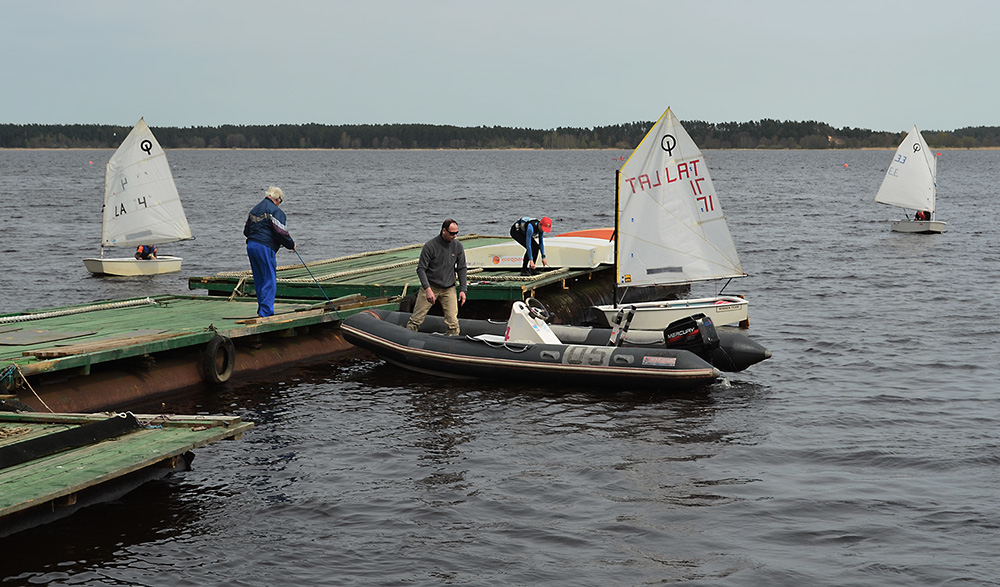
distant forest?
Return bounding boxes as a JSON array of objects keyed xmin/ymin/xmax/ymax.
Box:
[{"xmin": 2, "ymin": 120, "xmax": 999, "ymax": 150}]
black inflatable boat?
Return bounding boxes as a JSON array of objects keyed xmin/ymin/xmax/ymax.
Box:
[{"xmin": 341, "ymin": 300, "xmax": 770, "ymax": 392}]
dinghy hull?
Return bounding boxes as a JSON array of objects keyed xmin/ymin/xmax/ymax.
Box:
[
  {"xmin": 83, "ymin": 256, "xmax": 183, "ymax": 276},
  {"xmin": 889, "ymin": 219, "xmax": 946, "ymax": 234},
  {"xmin": 593, "ymin": 296, "xmax": 749, "ymax": 329}
]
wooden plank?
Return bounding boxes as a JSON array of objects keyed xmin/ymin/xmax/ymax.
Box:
[
  {"xmin": 235, "ymin": 307, "xmax": 326, "ymax": 325},
  {"xmin": 26, "ymin": 331, "xmax": 188, "ymax": 359},
  {"xmin": 0, "ymin": 417, "xmax": 253, "ymax": 516}
]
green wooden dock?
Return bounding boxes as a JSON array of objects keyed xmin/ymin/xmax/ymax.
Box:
[
  {"xmin": 188, "ymin": 234, "xmax": 620, "ymax": 323},
  {"xmin": 1, "ymin": 293, "xmax": 397, "ymax": 413},
  {"xmin": 0, "ymin": 411, "xmax": 252, "ymax": 538}
]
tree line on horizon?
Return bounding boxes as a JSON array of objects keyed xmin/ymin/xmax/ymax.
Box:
[{"xmin": 2, "ymin": 120, "xmax": 998, "ymax": 150}]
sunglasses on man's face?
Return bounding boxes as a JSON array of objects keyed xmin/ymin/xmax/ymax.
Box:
[{"xmin": 447, "ymin": 230, "xmax": 458, "ymax": 236}]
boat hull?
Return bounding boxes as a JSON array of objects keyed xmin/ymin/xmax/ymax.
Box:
[
  {"xmin": 343, "ymin": 309, "xmax": 721, "ymax": 391},
  {"xmin": 889, "ymin": 219, "xmax": 946, "ymax": 234},
  {"xmin": 83, "ymin": 256, "xmax": 183, "ymax": 276},
  {"xmin": 593, "ymin": 296, "xmax": 750, "ymax": 329},
  {"xmin": 342, "ymin": 308, "xmax": 771, "ymax": 390}
]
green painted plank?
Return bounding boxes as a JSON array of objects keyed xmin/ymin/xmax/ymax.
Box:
[
  {"xmin": 0, "ymin": 418, "xmax": 252, "ymax": 515},
  {"xmin": 1, "ymin": 294, "xmax": 393, "ymax": 380}
]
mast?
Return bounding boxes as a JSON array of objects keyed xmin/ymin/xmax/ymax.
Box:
[{"xmin": 613, "ymin": 169, "xmax": 620, "ymax": 308}]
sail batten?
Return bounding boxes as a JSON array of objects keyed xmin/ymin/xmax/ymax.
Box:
[
  {"xmin": 874, "ymin": 125, "xmax": 937, "ymax": 213},
  {"xmin": 100, "ymin": 118, "xmax": 192, "ymax": 248},
  {"xmin": 616, "ymin": 107, "xmax": 743, "ymax": 288}
]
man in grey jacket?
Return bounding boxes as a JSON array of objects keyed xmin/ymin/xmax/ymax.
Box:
[{"xmin": 407, "ymin": 218, "xmax": 468, "ymax": 335}]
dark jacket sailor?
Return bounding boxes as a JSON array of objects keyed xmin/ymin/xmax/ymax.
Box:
[
  {"xmin": 407, "ymin": 218, "xmax": 468, "ymax": 335},
  {"xmin": 134, "ymin": 244, "xmax": 157, "ymax": 260},
  {"xmin": 510, "ymin": 216, "xmax": 552, "ymax": 274},
  {"xmin": 244, "ymin": 186, "xmax": 296, "ymax": 318}
]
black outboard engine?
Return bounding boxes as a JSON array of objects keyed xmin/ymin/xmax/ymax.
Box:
[{"xmin": 663, "ymin": 313, "xmax": 720, "ymax": 361}]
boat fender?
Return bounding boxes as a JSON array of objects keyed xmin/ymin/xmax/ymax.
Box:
[{"xmin": 202, "ymin": 335, "xmax": 236, "ymax": 384}]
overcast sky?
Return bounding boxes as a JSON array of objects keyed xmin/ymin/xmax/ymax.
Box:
[{"xmin": 3, "ymin": 0, "xmax": 994, "ymax": 132}]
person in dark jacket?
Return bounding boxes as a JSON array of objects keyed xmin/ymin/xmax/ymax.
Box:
[
  {"xmin": 406, "ymin": 218, "xmax": 467, "ymax": 335},
  {"xmin": 244, "ymin": 186, "xmax": 296, "ymax": 318},
  {"xmin": 510, "ymin": 216, "xmax": 552, "ymax": 275},
  {"xmin": 134, "ymin": 244, "xmax": 157, "ymax": 260}
]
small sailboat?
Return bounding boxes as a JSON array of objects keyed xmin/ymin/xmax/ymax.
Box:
[
  {"xmin": 83, "ymin": 118, "xmax": 193, "ymax": 276},
  {"xmin": 874, "ymin": 125, "xmax": 946, "ymax": 234},
  {"xmin": 592, "ymin": 107, "xmax": 749, "ymax": 330}
]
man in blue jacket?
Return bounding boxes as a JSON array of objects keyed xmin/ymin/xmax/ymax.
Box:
[{"xmin": 244, "ymin": 186, "xmax": 296, "ymax": 318}]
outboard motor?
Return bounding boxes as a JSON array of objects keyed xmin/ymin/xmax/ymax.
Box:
[{"xmin": 663, "ymin": 313, "xmax": 720, "ymax": 361}]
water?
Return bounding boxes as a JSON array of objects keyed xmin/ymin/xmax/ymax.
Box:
[{"xmin": 2, "ymin": 149, "xmax": 999, "ymax": 585}]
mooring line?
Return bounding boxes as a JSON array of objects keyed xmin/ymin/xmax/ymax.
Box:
[{"xmin": 0, "ymin": 297, "xmax": 158, "ymax": 324}]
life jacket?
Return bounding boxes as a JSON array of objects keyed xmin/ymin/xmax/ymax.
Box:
[
  {"xmin": 512, "ymin": 217, "xmax": 540, "ymax": 234},
  {"xmin": 135, "ymin": 244, "xmax": 157, "ymax": 259}
]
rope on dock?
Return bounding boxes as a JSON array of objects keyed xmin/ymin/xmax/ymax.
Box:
[
  {"xmin": 211, "ymin": 234, "xmax": 493, "ymax": 278},
  {"xmin": 4, "ymin": 363, "xmax": 54, "ymax": 413},
  {"xmin": 228, "ymin": 276, "xmax": 248, "ymax": 301},
  {"xmin": 277, "ymin": 258, "xmax": 419, "ymax": 283},
  {"xmin": 0, "ymin": 297, "xmax": 159, "ymax": 324},
  {"xmin": 212, "ymin": 242, "xmax": 427, "ymax": 278},
  {"xmin": 470, "ymin": 267, "xmax": 571, "ymax": 282}
]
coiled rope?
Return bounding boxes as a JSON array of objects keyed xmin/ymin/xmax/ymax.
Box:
[
  {"xmin": 0, "ymin": 297, "xmax": 158, "ymax": 325},
  {"xmin": 212, "ymin": 240, "xmax": 428, "ymax": 278}
]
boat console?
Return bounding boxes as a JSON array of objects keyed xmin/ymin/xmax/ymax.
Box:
[{"xmin": 504, "ymin": 300, "xmax": 561, "ymax": 344}]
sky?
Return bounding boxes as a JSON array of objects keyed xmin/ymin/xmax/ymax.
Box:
[{"xmin": 3, "ymin": 0, "xmax": 996, "ymax": 132}]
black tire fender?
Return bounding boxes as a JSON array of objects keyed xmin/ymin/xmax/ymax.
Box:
[{"xmin": 202, "ymin": 335, "xmax": 236, "ymax": 384}]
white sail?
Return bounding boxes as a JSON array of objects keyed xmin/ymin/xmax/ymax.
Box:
[
  {"xmin": 101, "ymin": 118, "xmax": 192, "ymax": 248},
  {"xmin": 874, "ymin": 125, "xmax": 937, "ymax": 213},
  {"xmin": 616, "ymin": 107, "xmax": 743, "ymax": 288}
]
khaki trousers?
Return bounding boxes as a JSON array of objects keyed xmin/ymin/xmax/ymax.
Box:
[{"xmin": 406, "ymin": 285, "xmax": 460, "ymax": 335}]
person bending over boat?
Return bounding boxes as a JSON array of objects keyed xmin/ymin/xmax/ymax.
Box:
[
  {"xmin": 244, "ymin": 186, "xmax": 296, "ymax": 318},
  {"xmin": 134, "ymin": 244, "xmax": 157, "ymax": 260},
  {"xmin": 407, "ymin": 218, "xmax": 468, "ymax": 335},
  {"xmin": 510, "ymin": 216, "xmax": 551, "ymax": 275}
]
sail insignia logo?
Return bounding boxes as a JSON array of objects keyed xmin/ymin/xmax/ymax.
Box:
[{"xmin": 660, "ymin": 133, "xmax": 676, "ymax": 155}]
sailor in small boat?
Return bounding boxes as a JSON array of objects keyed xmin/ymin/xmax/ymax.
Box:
[
  {"xmin": 244, "ymin": 186, "xmax": 297, "ymax": 318},
  {"xmin": 915, "ymin": 210, "xmax": 931, "ymax": 221},
  {"xmin": 510, "ymin": 215, "xmax": 551, "ymax": 275},
  {"xmin": 134, "ymin": 244, "xmax": 157, "ymax": 260},
  {"xmin": 406, "ymin": 218, "xmax": 468, "ymax": 335}
]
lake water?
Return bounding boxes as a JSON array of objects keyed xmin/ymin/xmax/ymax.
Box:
[{"xmin": 2, "ymin": 148, "xmax": 999, "ymax": 586}]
